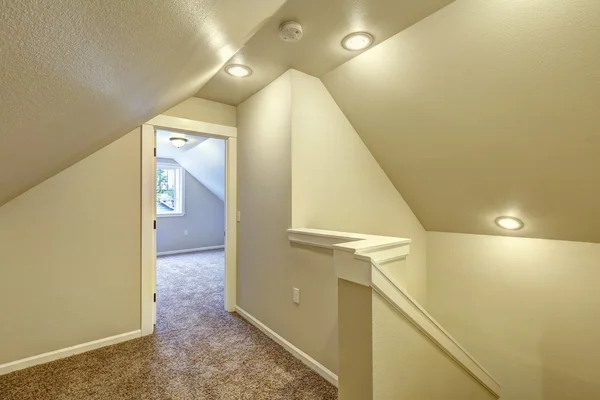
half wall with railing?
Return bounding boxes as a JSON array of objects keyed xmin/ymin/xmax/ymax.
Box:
[{"xmin": 288, "ymin": 228, "xmax": 501, "ymax": 400}]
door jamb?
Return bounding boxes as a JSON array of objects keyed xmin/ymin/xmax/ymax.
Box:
[{"xmin": 141, "ymin": 115, "xmax": 237, "ymax": 336}]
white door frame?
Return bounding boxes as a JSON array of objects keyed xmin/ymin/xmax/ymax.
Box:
[{"xmin": 141, "ymin": 115, "xmax": 237, "ymax": 336}]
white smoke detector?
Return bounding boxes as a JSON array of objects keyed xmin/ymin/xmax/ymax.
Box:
[{"xmin": 279, "ymin": 21, "xmax": 303, "ymax": 42}]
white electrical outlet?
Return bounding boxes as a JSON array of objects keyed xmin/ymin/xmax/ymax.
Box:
[
  {"xmin": 293, "ymin": 288, "xmax": 300, "ymax": 304},
  {"xmin": 184, "ymin": 230, "xmax": 188, "ymax": 235}
]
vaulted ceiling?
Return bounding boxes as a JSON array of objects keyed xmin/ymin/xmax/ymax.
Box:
[
  {"xmin": 199, "ymin": 0, "xmax": 600, "ymax": 243},
  {"xmin": 0, "ymin": 0, "xmax": 285, "ymax": 206},
  {"xmin": 3, "ymin": 0, "xmax": 599, "ymax": 243},
  {"xmin": 322, "ymin": 0, "xmax": 600, "ymax": 243},
  {"xmin": 196, "ymin": 0, "xmax": 454, "ymax": 105}
]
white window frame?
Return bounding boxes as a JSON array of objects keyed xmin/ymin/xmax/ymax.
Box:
[{"xmin": 156, "ymin": 161, "xmax": 185, "ymax": 218}]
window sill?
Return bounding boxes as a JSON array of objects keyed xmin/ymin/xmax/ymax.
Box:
[{"xmin": 157, "ymin": 213, "xmax": 185, "ymax": 218}]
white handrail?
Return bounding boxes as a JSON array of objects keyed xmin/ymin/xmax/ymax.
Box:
[
  {"xmin": 288, "ymin": 227, "xmax": 501, "ymax": 399},
  {"xmin": 371, "ymin": 261, "xmax": 501, "ymax": 398}
]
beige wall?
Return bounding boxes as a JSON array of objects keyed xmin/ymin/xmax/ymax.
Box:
[
  {"xmin": 338, "ymin": 280, "xmax": 373, "ymax": 400},
  {"xmin": 236, "ymin": 69, "xmax": 431, "ymax": 376},
  {"xmin": 0, "ymin": 97, "xmax": 234, "ymax": 366},
  {"xmin": 237, "ymin": 71, "xmax": 339, "ymax": 373},
  {"xmin": 290, "ymin": 70, "xmax": 428, "ymax": 304},
  {"xmin": 0, "ymin": 130, "xmax": 141, "ymax": 365},
  {"xmin": 373, "ymin": 291, "xmax": 497, "ymax": 400},
  {"xmin": 427, "ymin": 232, "xmax": 600, "ymax": 399},
  {"xmin": 163, "ymin": 97, "xmax": 237, "ymax": 127},
  {"xmin": 338, "ymin": 278, "xmax": 497, "ymax": 400}
]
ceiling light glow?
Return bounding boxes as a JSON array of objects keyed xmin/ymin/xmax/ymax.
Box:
[
  {"xmin": 169, "ymin": 137, "xmax": 188, "ymax": 148},
  {"xmin": 495, "ymin": 216, "xmax": 524, "ymax": 230},
  {"xmin": 225, "ymin": 64, "xmax": 252, "ymax": 77},
  {"xmin": 342, "ymin": 32, "xmax": 374, "ymax": 51}
]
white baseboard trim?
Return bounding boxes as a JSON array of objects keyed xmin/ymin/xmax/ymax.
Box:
[
  {"xmin": 157, "ymin": 245, "xmax": 225, "ymax": 256},
  {"xmin": 0, "ymin": 330, "xmax": 141, "ymax": 376},
  {"xmin": 235, "ymin": 306, "xmax": 338, "ymax": 387}
]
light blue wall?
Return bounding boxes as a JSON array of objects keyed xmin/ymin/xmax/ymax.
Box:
[{"xmin": 156, "ymin": 159, "xmax": 224, "ymax": 253}]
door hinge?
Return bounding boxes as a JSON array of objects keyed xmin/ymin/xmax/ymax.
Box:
[
  {"xmin": 154, "ymin": 220, "xmax": 156, "ymax": 229},
  {"xmin": 154, "ymin": 293, "xmax": 156, "ymax": 302},
  {"xmin": 154, "ymin": 148, "xmax": 156, "ymax": 157}
]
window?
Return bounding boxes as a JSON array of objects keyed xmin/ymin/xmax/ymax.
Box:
[{"xmin": 156, "ymin": 162, "xmax": 185, "ymax": 217}]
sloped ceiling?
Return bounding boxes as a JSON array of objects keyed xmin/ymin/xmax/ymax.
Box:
[
  {"xmin": 196, "ymin": 0, "xmax": 455, "ymax": 105},
  {"xmin": 176, "ymin": 138, "xmax": 225, "ymax": 202},
  {"xmin": 156, "ymin": 129, "xmax": 208, "ymax": 160},
  {"xmin": 156, "ymin": 130, "xmax": 225, "ymax": 201},
  {"xmin": 322, "ymin": 0, "xmax": 600, "ymax": 243},
  {"xmin": 0, "ymin": 0, "xmax": 285, "ymax": 206}
]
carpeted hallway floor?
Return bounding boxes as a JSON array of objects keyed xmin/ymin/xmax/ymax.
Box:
[{"xmin": 0, "ymin": 250, "xmax": 338, "ymax": 399}]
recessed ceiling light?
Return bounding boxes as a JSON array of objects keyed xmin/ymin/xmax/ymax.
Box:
[
  {"xmin": 495, "ymin": 216, "xmax": 524, "ymax": 230},
  {"xmin": 225, "ymin": 64, "xmax": 252, "ymax": 77},
  {"xmin": 169, "ymin": 137, "xmax": 188, "ymax": 148},
  {"xmin": 342, "ymin": 32, "xmax": 374, "ymax": 51}
]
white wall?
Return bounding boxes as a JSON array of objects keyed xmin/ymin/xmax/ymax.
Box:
[
  {"xmin": 290, "ymin": 70, "xmax": 428, "ymax": 304},
  {"xmin": 156, "ymin": 159, "xmax": 224, "ymax": 253},
  {"xmin": 0, "ymin": 130, "xmax": 141, "ymax": 365},
  {"xmin": 427, "ymin": 232, "xmax": 600, "ymax": 400}
]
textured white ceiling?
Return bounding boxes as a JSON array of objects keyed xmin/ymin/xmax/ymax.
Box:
[
  {"xmin": 323, "ymin": 0, "xmax": 600, "ymax": 243},
  {"xmin": 0, "ymin": 0, "xmax": 285, "ymax": 206},
  {"xmin": 196, "ymin": 0, "xmax": 454, "ymax": 105}
]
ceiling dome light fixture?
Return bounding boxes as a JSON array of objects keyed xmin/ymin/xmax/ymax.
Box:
[
  {"xmin": 169, "ymin": 137, "xmax": 188, "ymax": 148},
  {"xmin": 342, "ymin": 32, "xmax": 374, "ymax": 51},
  {"xmin": 495, "ymin": 216, "xmax": 524, "ymax": 230},
  {"xmin": 225, "ymin": 64, "xmax": 252, "ymax": 77}
]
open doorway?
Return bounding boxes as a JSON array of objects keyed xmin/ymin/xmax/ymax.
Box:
[
  {"xmin": 154, "ymin": 129, "xmax": 225, "ymax": 331},
  {"xmin": 141, "ymin": 117, "xmax": 237, "ymax": 336}
]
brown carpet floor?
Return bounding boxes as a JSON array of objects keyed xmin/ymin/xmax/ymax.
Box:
[{"xmin": 0, "ymin": 250, "xmax": 338, "ymax": 399}]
